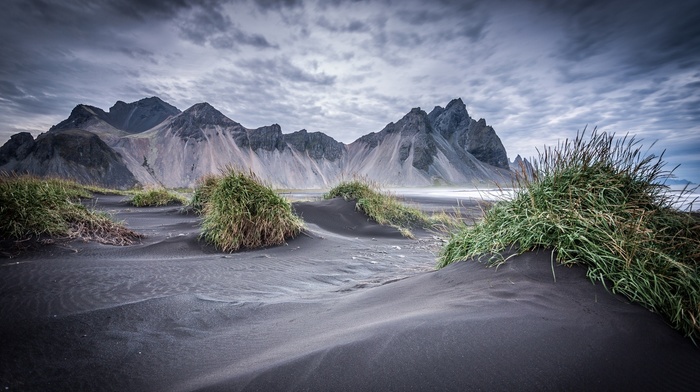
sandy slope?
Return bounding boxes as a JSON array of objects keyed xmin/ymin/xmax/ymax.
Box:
[{"xmin": 1, "ymin": 195, "xmax": 698, "ymax": 391}]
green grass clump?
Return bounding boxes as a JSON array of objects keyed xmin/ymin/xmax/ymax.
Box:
[
  {"xmin": 129, "ymin": 188, "xmax": 187, "ymax": 207},
  {"xmin": 190, "ymin": 175, "xmax": 220, "ymax": 213},
  {"xmin": 438, "ymin": 129, "xmax": 700, "ymax": 339},
  {"xmin": 324, "ymin": 179, "xmax": 443, "ymax": 237},
  {"xmin": 0, "ymin": 175, "xmax": 142, "ymax": 245},
  {"xmin": 200, "ymin": 169, "xmax": 303, "ymax": 252}
]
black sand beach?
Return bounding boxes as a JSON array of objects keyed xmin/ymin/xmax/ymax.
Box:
[{"xmin": 1, "ymin": 194, "xmax": 699, "ymax": 391}]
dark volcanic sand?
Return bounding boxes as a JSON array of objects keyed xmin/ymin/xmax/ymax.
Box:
[{"xmin": 1, "ymin": 195, "xmax": 698, "ymax": 391}]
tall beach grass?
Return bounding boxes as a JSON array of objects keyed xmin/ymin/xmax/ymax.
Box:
[
  {"xmin": 0, "ymin": 175, "xmax": 142, "ymax": 245},
  {"xmin": 199, "ymin": 169, "xmax": 303, "ymax": 252},
  {"xmin": 190, "ymin": 174, "xmax": 220, "ymax": 213},
  {"xmin": 439, "ymin": 129, "xmax": 700, "ymax": 339}
]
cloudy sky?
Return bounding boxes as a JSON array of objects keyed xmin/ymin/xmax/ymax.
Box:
[{"xmin": 1, "ymin": 0, "xmax": 699, "ymax": 182}]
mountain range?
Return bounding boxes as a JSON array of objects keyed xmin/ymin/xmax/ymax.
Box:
[{"xmin": 0, "ymin": 97, "xmax": 521, "ymax": 189}]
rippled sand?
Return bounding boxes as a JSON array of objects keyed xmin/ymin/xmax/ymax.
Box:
[{"xmin": 1, "ymin": 194, "xmax": 698, "ymax": 391}]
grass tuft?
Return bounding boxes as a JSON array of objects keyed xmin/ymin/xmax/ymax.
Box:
[
  {"xmin": 199, "ymin": 168, "xmax": 303, "ymax": 252},
  {"xmin": 129, "ymin": 188, "xmax": 187, "ymax": 207},
  {"xmin": 190, "ymin": 174, "xmax": 220, "ymax": 214},
  {"xmin": 438, "ymin": 129, "xmax": 700, "ymax": 339},
  {"xmin": 0, "ymin": 174, "xmax": 142, "ymax": 245},
  {"xmin": 324, "ymin": 178, "xmax": 455, "ymax": 236}
]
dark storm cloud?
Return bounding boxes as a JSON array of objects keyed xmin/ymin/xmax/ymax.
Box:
[
  {"xmin": 178, "ymin": 5, "xmax": 278, "ymax": 49},
  {"xmin": 0, "ymin": 81, "xmax": 24, "ymax": 99},
  {"xmin": 546, "ymin": 0, "xmax": 700, "ymax": 78},
  {"xmin": 252, "ymin": 0, "xmax": 303, "ymax": 11},
  {"xmin": 174, "ymin": 0, "xmax": 277, "ymax": 49},
  {"xmin": 679, "ymin": 99, "xmax": 700, "ymax": 123},
  {"xmin": 210, "ymin": 31, "xmax": 278, "ymax": 49},
  {"xmin": 388, "ymin": 31, "xmax": 426, "ymax": 48},
  {"xmin": 18, "ymin": 0, "xmax": 192, "ymax": 26},
  {"xmin": 113, "ymin": 47, "xmax": 160, "ymax": 64},
  {"xmin": 177, "ymin": 3, "xmax": 233, "ymax": 44},
  {"xmin": 637, "ymin": 7, "xmax": 700, "ymax": 71},
  {"xmin": 455, "ymin": 18, "xmax": 489, "ymax": 42},
  {"xmin": 395, "ymin": 9, "xmax": 445, "ymax": 25},
  {"xmin": 316, "ymin": 17, "xmax": 371, "ymax": 33},
  {"xmin": 396, "ymin": 5, "xmax": 489, "ymax": 43},
  {"xmin": 236, "ymin": 58, "xmax": 336, "ymax": 85}
]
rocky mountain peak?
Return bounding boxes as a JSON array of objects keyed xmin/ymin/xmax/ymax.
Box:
[
  {"xmin": 0, "ymin": 132, "xmax": 35, "ymax": 165},
  {"xmin": 393, "ymin": 107, "xmax": 432, "ymax": 135},
  {"xmin": 430, "ymin": 98, "xmax": 471, "ymax": 140},
  {"xmin": 107, "ymin": 97, "xmax": 180, "ymax": 133},
  {"xmin": 445, "ymin": 97, "xmax": 466, "ymax": 111},
  {"xmin": 427, "ymin": 105, "xmax": 444, "ymax": 124},
  {"xmin": 49, "ymin": 104, "xmax": 111, "ymax": 132},
  {"xmin": 460, "ymin": 120, "xmax": 509, "ymax": 169},
  {"xmin": 50, "ymin": 98, "xmax": 180, "ymax": 135},
  {"xmin": 354, "ymin": 107, "xmax": 432, "ymax": 149},
  {"xmin": 0, "ymin": 129, "xmax": 137, "ymax": 189},
  {"xmin": 248, "ymin": 124, "xmax": 285, "ymax": 152},
  {"xmin": 167, "ymin": 102, "xmax": 243, "ymax": 141},
  {"xmin": 181, "ymin": 103, "xmax": 238, "ymax": 127},
  {"xmin": 510, "ymin": 154, "xmax": 535, "ymax": 178},
  {"xmin": 283, "ymin": 129, "xmax": 345, "ymax": 161}
]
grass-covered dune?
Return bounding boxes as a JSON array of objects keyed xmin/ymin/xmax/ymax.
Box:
[
  {"xmin": 128, "ymin": 188, "xmax": 187, "ymax": 207},
  {"xmin": 198, "ymin": 168, "xmax": 303, "ymax": 252},
  {"xmin": 0, "ymin": 175, "xmax": 142, "ymax": 246},
  {"xmin": 439, "ymin": 130, "xmax": 700, "ymax": 339},
  {"xmin": 324, "ymin": 178, "xmax": 457, "ymax": 237}
]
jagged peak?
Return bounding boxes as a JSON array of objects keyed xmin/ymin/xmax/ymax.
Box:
[
  {"xmin": 400, "ymin": 107, "xmax": 431, "ymax": 126},
  {"xmin": 445, "ymin": 97, "xmax": 465, "ymax": 109},
  {"xmin": 164, "ymin": 102, "xmax": 242, "ymax": 142},
  {"xmin": 138, "ymin": 96, "xmax": 169, "ymax": 105},
  {"xmin": 443, "ymin": 98, "xmax": 469, "ymax": 119},
  {"xmin": 74, "ymin": 104, "xmax": 107, "ymax": 116},
  {"xmin": 265, "ymin": 123, "xmax": 282, "ymax": 132},
  {"xmin": 285, "ymin": 128, "xmax": 342, "ymax": 143},
  {"xmin": 182, "ymin": 102, "xmax": 228, "ymax": 119},
  {"xmin": 178, "ymin": 102, "xmax": 239, "ymax": 126},
  {"xmin": 428, "ymin": 105, "xmax": 444, "ymax": 114},
  {"xmin": 107, "ymin": 97, "xmax": 180, "ymax": 133},
  {"xmin": 184, "ymin": 102, "xmax": 216, "ymax": 113},
  {"xmin": 109, "ymin": 96, "xmax": 178, "ymax": 111},
  {"xmin": 49, "ymin": 104, "xmax": 110, "ymax": 132},
  {"xmin": 282, "ymin": 128, "xmax": 345, "ymax": 161}
]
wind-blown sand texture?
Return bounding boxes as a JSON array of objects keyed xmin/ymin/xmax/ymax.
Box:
[{"xmin": 1, "ymin": 194, "xmax": 699, "ymax": 391}]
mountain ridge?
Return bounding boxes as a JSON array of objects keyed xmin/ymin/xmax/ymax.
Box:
[
  {"xmin": 2, "ymin": 97, "xmax": 518, "ymax": 189},
  {"xmin": 0, "ymin": 129, "xmax": 138, "ymax": 189}
]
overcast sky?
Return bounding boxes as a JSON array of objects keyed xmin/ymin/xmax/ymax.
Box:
[{"xmin": 1, "ymin": 0, "xmax": 699, "ymax": 182}]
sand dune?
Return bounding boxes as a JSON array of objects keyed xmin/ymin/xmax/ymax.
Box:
[{"xmin": 1, "ymin": 195, "xmax": 698, "ymax": 391}]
